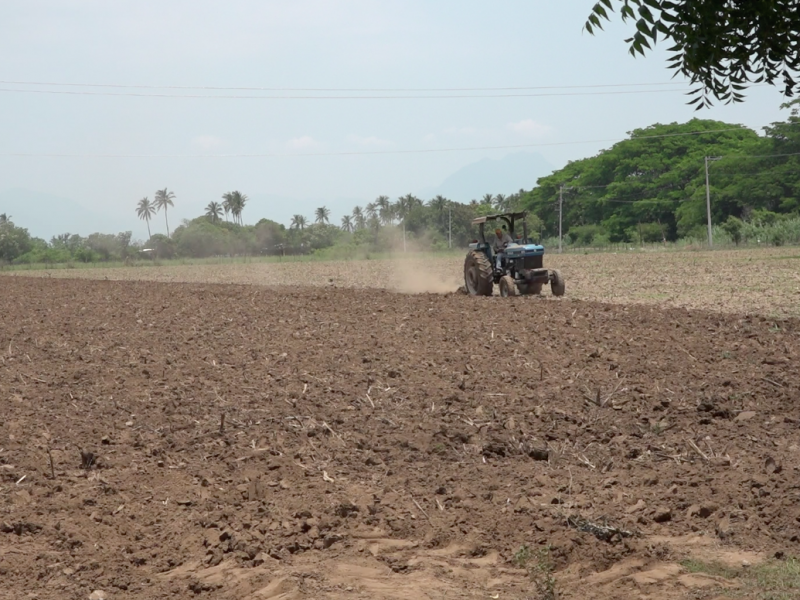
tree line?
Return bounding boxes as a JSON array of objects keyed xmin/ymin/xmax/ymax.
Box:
[
  {"xmin": 0, "ymin": 190, "xmax": 522, "ymax": 264},
  {"xmin": 519, "ymin": 105, "xmax": 800, "ymax": 248},
  {"xmin": 155, "ymin": 191, "xmax": 527, "ymax": 260},
  {"xmin": 4, "ymin": 105, "xmax": 800, "ymax": 265}
]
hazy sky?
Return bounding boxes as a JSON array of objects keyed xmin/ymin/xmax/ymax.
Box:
[{"xmin": 0, "ymin": 0, "xmax": 791, "ymax": 237}]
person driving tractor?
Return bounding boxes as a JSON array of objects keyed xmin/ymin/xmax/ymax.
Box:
[{"xmin": 493, "ymin": 227, "xmax": 514, "ymax": 270}]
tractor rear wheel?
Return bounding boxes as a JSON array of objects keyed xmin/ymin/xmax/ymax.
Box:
[
  {"xmin": 551, "ymin": 269, "xmax": 565, "ymax": 296},
  {"xmin": 517, "ymin": 282, "xmax": 543, "ymax": 295},
  {"xmin": 499, "ymin": 275, "xmax": 518, "ymax": 297},
  {"xmin": 464, "ymin": 251, "xmax": 493, "ymax": 296}
]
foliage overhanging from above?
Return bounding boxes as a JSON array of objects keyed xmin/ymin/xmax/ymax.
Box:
[{"xmin": 585, "ymin": 0, "xmax": 800, "ymax": 108}]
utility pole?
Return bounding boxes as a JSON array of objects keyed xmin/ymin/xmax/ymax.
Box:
[
  {"xmin": 448, "ymin": 206, "xmax": 452, "ymax": 249},
  {"xmin": 558, "ymin": 185, "xmax": 564, "ymax": 254},
  {"xmin": 704, "ymin": 156, "xmax": 713, "ymax": 248}
]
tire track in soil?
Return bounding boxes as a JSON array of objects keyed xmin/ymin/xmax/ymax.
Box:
[{"xmin": 0, "ymin": 277, "xmax": 798, "ymax": 599}]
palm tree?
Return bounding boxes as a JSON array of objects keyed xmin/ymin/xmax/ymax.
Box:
[
  {"xmin": 136, "ymin": 197, "xmax": 156, "ymax": 239},
  {"xmin": 291, "ymin": 214, "xmax": 308, "ymax": 230},
  {"xmin": 365, "ymin": 202, "xmax": 377, "ymax": 220},
  {"xmin": 315, "ymin": 206, "xmax": 330, "ymax": 224},
  {"xmin": 428, "ymin": 195, "xmax": 448, "ymax": 212},
  {"xmin": 0, "ymin": 213, "xmax": 10, "ymax": 225},
  {"xmin": 481, "ymin": 193, "xmax": 494, "ymax": 207},
  {"xmin": 154, "ymin": 188, "xmax": 176, "ymax": 237},
  {"xmin": 230, "ymin": 190, "xmax": 248, "ymax": 225},
  {"xmin": 221, "ymin": 192, "xmax": 232, "ymax": 222},
  {"xmin": 393, "ymin": 194, "xmax": 422, "ymax": 253},
  {"xmin": 427, "ymin": 195, "xmax": 451, "ymax": 232},
  {"xmin": 341, "ymin": 215, "xmax": 354, "ymax": 233},
  {"xmin": 352, "ymin": 206, "xmax": 366, "ymax": 230},
  {"xmin": 205, "ymin": 201, "xmax": 223, "ymax": 223},
  {"xmin": 220, "ymin": 191, "xmax": 247, "ymax": 225},
  {"xmin": 395, "ymin": 194, "xmax": 422, "ymax": 222},
  {"xmin": 375, "ymin": 195, "xmax": 393, "ymax": 225}
]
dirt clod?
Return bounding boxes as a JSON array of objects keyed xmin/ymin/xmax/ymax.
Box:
[{"xmin": 653, "ymin": 508, "xmax": 673, "ymax": 523}]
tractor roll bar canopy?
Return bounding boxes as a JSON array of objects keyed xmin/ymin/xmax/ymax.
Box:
[
  {"xmin": 471, "ymin": 212, "xmax": 530, "ymax": 245},
  {"xmin": 471, "ymin": 211, "xmax": 527, "ymax": 225}
]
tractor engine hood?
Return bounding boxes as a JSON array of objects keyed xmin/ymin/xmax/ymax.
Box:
[{"xmin": 504, "ymin": 243, "xmax": 545, "ymax": 258}]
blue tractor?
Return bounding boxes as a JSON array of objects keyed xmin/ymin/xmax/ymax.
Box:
[{"xmin": 463, "ymin": 212, "xmax": 565, "ymax": 297}]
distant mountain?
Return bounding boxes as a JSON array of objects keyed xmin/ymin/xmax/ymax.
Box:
[
  {"xmin": 0, "ymin": 188, "xmax": 144, "ymax": 241},
  {"xmin": 420, "ymin": 152, "xmax": 554, "ymax": 202}
]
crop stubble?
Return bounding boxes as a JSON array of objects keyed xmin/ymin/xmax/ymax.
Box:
[{"xmin": 0, "ymin": 251, "xmax": 799, "ymax": 599}]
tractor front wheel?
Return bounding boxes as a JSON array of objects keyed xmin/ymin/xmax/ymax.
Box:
[
  {"xmin": 464, "ymin": 251, "xmax": 494, "ymax": 296},
  {"xmin": 499, "ymin": 275, "xmax": 518, "ymax": 297},
  {"xmin": 551, "ymin": 269, "xmax": 565, "ymax": 296}
]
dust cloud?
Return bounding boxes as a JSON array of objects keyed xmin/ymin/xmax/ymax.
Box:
[{"xmin": 390, "ymin": 257, "xmax": 462, "ymax": 294}]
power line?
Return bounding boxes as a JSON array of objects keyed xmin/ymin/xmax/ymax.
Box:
[
  {"xmin": 0, "ymin": 79, "xmax": 689, "ymax": 92},
  {"xmin": 708, "ymin": 151, "xmax": 800, "ymax": 159},
  {"xmin": 0, "ymin": 86, "xmax": 691, "ymax": 100},
  {"xmin": 564, "ymin": 187, "xmax": 689, "ymax": 203},
  {"xmin": 0, "ymin": 128, "xmax": 747, "ymax": 159},
  {"xmin": 598, "ymin": 197, "xmax": 685, "ymax": 205}
]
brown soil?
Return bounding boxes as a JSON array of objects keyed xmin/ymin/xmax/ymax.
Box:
[
  {"xmin": 7, "ymin": 246, "xmax": 800, "ymax": 317},
  {"xmin": 1, "ymin": 277, "xmax": 798, "ymax": 599}
]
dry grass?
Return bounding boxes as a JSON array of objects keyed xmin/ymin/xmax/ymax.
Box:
[
  {"xmin": 4, "ymin": 247, "xmax": 800, "ymax": 317},
  {"xmin": 681, "ymin": 556, "xmax": 800, "ymax": 599}
]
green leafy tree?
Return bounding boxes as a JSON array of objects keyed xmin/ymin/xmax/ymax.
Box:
[
  {"xmin": 522, "ymin": 119, "xmax": 764, "ymax": 242},
  {"xmin": 51, "ymin": 233, "xmax": 85, "ymax": 255},
  {"xmin": 585, "ymin": 1, "xmax": 800, "ymax": 108},
  {"xmin": 524, "ymin": 213, "xmax": 546, "ymax": 242},
  {"xmin": 154, "ymin": 188, "xmax": 176, "ymax": 237},
  {"xmin": 304, "ymin": 223, "xmax": 341, "ymax": 250},
  {"xmin": 172, "ymin": 219, "xmax": 231, "ymax": 257},
  {"xmin": 84, "ymin": 232, "xmax": 132, "ymax": 261},
  {"xmin": 0, "ymin": 217, "xmax": 33, "ymax": 262},
  {"xmin": 254, "ymin": 218, "xmax": 286, "ymax": 254},
  {"xmin": 721, "ymin": 216, "xmax": 744, "ymax": 245},
  {"xmin": 146, "ymin": 233, "xmax": 176, "ymax": 259},
  {"xmin": 136, "ymin": 197, "xmax": 156, "ymax": 239}
]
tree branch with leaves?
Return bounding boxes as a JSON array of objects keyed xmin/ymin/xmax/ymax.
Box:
[{"xmin": 586, "ymin": 0, "xmax": 800, "ymax": 109}]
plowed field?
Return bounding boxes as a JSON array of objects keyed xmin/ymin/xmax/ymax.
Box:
[
  {"xmin": 1, "ymin": 267, "xmax": 799, "ymax": 599},
  {"xmin": 7, "ymin": 247, "xmax": 800, "ymax": 317}
]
